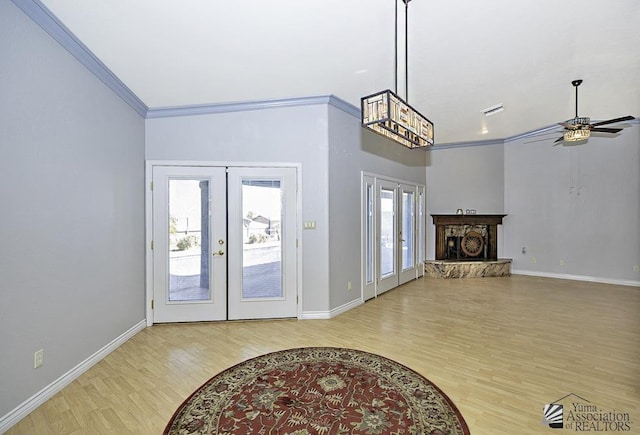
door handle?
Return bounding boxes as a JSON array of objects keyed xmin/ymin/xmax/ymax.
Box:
[{"xmin": 212, "ymin": 250, "xmax": 224, "ymax": 256}]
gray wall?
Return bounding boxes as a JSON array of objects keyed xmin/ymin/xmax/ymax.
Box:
[
  {"xmin": 423, "ymin": 127, "xmax": 640, "ymax": 284},
  {"xmin": 0, "ymin": 0, "xmax": 145, "ymax": 418},
  {"xmin": 425, "ymin": 142, "xmax": 506, "ymax": 259},
  {"xmin": 146, "ymin": 104, "xmax": 428, "ymax": 314},
  {"xmin": 504, "ymin": 124, "xmax": 640, "ymax": 282},
  {"xmin": 327, "ymin": 106, "xmax": 427, "ymax": 310},
  {"xmin": 145, "ymin": 105, "xmax": 332, "ymax": 312}
]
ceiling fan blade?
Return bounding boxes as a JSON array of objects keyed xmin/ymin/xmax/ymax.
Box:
[
  {"xmin": 590, "ymin": 115, "xmax": 635, "ymax": 127},
  {"xmin": 590, "ymin": 127, "xmax": 623, "ymax": 133},
  {"xmin": 553, "ymin": 136, "xmax": 564, "ymax": 143}
]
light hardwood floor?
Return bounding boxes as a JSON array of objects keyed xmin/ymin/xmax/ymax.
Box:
[{"xmin": 7, "ymin": 275, "xmax": 640, "ymax": 434}]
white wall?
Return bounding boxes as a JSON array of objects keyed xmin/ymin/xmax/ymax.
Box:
[
  {"xmin": 145, "ymin": 105, "xmax": 331, "ymax": 312},
  {"xmin": 0, "ymin": 0, "xmax": 145, "ymax": 420},
  {"xmin": 504, "ymin": 124, "xmax": 640, "ymax": 283},
  {"xmin": 425, "ymin": 142, "xmax": 506, "ymax": 259}
]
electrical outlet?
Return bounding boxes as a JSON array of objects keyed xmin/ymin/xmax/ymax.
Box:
[
  {"xmin": 347, "ymin": 281, "xmax": 352, "ymax": 291},
  {"xmin": 634, "ymin": 265, "xmax": 640, "ymax": 272},
  {"xmin": 531, "ymin": 257, "xmax": 537, "ymax": 264},
  {"xmin": 559, "ymin": 260, "xmax": 565, "ymax": 266},
  {"xmin": 34, "ymin": 349, "xmax": 44, "ymax": 369}
]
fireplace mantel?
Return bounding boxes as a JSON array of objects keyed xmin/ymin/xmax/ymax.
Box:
[
  {"xmin": 431, "ymin": 214, "xmax": 507, "ymax": 261},
  {"xmin": 431, "ymin": 214, "xmax": 507, "ymax": 226}
]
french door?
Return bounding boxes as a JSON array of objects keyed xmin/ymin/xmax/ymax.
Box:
[
  {"xmin": 376, "ymin": 179, "xmax": 400, "ymax": 294},
  {"xmin": 398, "ymin": 184, "xmax": 418, "ymax": 285},
  {"xmin": 151, "ymin": 165, "xmax": 297, "ymax": 323},
  {"xmin": 227, "ymin": 168, "xmax": 297, "ymax": 320},
  {"xmin": 362, "ymin": 174, "xmax": 425, "ymax": 300}
]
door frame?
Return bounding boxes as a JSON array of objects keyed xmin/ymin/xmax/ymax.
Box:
[
  {"xmin": 145, "ymin": 160, "xmax": 302, "ymax": 326},
  {"xmin": 360, "ymin": 172, "xmax": 425, "ymax": 301}
]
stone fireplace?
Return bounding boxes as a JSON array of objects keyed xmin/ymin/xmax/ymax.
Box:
[{"xmin": 425, "ymin": 214, "xmax": 511, "ymax": 278}]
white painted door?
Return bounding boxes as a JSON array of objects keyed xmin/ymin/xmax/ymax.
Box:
[
  {"xmin": 227, "ymin": 167, "xmax": 298, "ymax": 320},
  {"xmin": 399, "ymin": 184, "xmax": 417, "ymax": 285},
  {"xmin": 152, "ymin": 165, "xmax": 298, "ymax": 322},
  {"xmin": 362, "ymin": 175, "xmax": 376, "ymax": 301},
  {"xmin": 152, "ymin": 166, "xmax": 227, "ymax": 322},
  {"xmin": 376, "ymin": 179, "xmax": 399, "ymax": 294},
  {"xmin": 416, "ymin": 186, "xmax": 425, "ymax": 278}
]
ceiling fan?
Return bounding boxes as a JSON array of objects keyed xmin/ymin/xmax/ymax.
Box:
[{"xmin": 554, "ymin": 79, "xmax": 634, "ymax": 144}]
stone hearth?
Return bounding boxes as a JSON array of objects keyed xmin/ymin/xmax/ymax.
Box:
[{"xmin": 424, "ymin": 259, "xmax": 512, "ymax": 279}]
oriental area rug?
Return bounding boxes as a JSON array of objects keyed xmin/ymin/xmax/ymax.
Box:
[{"xmin": 164, "ymin": 347, "xmax": 470, "ymax": 435}]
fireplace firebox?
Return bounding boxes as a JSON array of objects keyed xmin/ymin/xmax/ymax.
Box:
[{"xmin": 431, "ymin": 214, "xmax": 506, "ymax": 261}]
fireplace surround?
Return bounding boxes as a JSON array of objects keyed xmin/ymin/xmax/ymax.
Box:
[{"xmin": 425, "ymin": 214, "xmax": 511, "ymax": 278}]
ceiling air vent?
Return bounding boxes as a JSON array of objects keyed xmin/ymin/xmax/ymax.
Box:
[{"xmin": 482, "ymin": 103, "xmax": 504, "ymax": 117}]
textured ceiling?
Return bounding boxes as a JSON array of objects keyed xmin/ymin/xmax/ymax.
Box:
[{"xmin": 40, "ymin": 0, "xmax": 640, "ymax": 144}]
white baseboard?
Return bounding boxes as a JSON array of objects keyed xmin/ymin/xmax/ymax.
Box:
[
  {"xmin": 512, "ymin": 270, "xmax": 640, "ymax": 287},
  {"xmin": 0, "ymin": 319, "xmax": 147, "ymax": 434},
  {"xmin": 300, "ymin": 297, "xmax": 363, "ymax": 320}
]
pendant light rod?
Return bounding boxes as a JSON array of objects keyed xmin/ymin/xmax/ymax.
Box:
[
  {"xmin": 394, "ymin": 0, "xmax": 398, "ymax": 94},
  {"xmin": 395, "ymin": 0, "xmax": 411, "ymax": 99},
  {"xmin": 404, "ymin": 0, "xmax": 410, "ymax": 102}
]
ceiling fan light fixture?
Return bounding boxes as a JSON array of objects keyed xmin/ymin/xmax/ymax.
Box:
[
  {"xmin": 551, "ymin": 80, "xmax": 633, "ymax": 145},
  {"xmin": 567, "ymin": 117, "xmax": 590, "ymax": 127},
  {"xmin": 564, "ymin": 128, "xmax": 591, "ymax": 142}
]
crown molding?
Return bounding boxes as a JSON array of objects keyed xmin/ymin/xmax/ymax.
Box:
[
  {"xmin": 11, "ymin": 0, "xmax": 148, "ymax": 117},
  {"xmin": 504, "ymin": 124, "xmax": 561, "ymax": 143},
  {"xmin": 429, "ymin": 138, "xmax": 505, "ymax": 150},
  {"xmin": 430, "ymin": 117, "xmax": 639, "ymax": 150},
  {"xmin": 147, "ymin": 95, "xmax": 329, "ymax": 119},
  {"xmin": 146, "ymin": 94, "xmax": 361, "ymax": 119},
  {"xmin": 327, "ymin": 95, "xmax": 360, "ymax": 118}
]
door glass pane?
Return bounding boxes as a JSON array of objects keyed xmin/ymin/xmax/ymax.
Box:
[
  {"xmin": 366, "ymin": 183, "xmax": 374, "ymax": 284},
  {"xmin": 242, "ymin": 179, "xmax": 282, "ymax": 299},
  {"xmin": 380, "ymin": 188, "xmax": 395, "ymax": 277},
  {"xmin": 168, "ymin": 179, "xmax": 210, "ymax": 301},
  {"xmin": 402, "ymin": 191, "xmax": 414, "ymax": 270},
  {"xmin": 418, "ymin": 190, "xmax": 425, "ymax": 264}
]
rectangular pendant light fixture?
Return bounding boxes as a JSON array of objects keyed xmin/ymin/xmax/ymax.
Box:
[
  {"xmin": 361, "ymin": 89, "xmax": 434, "ymax": 148},
  {"xmin": 360, "ymin": 0, "xmax": 434, "ymax": 149}
]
